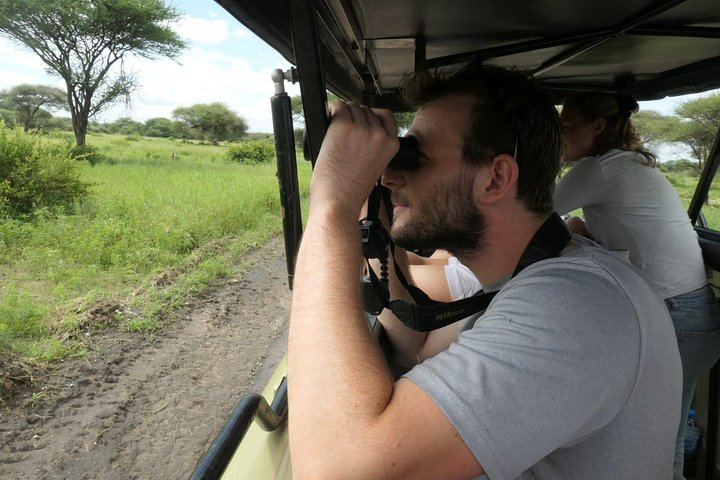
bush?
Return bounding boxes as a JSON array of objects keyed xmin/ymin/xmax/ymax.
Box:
[
  {"xmin": 0, "ymin": 108, "xmax": 15, "ymax": 125},
  {"xmin": 226, "ymin": 138, "xmax": 276, "ymax": 165},
  {"xmin": 0, "ymin": 122, "xmax": 90, "ymax": 218},
  {"xmin": 43, "ymin": 116, "xmax": 73, "ymax": 133},
  {"xmin": 69, "ymin": 144, "xmax": 105, "ymax": 165},
  {"xmin": 245, "ymin": 132, "xmax": 273, "ymax": 140},
  {"xmin": 658, "ymin": 159, "xmax": 698, "ymax": 175},
  {"xmin": 43, "ymin": 130, "xmax": 74, "ymax": 142}
]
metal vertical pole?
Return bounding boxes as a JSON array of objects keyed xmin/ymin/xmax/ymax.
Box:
[
  {"xmin": 270, "ymin": 68, "xmax": 303, "ymax": 289},
  {"xmin": 288, "ymin": 0, "xmax": 329, "ymax": 167}
]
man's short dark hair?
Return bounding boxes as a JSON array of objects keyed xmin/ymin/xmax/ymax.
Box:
[{"xmin": 401, "ymin": 65, "xmax": 562, "ymax": 216}]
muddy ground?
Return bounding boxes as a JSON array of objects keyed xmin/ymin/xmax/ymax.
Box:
[{"xmin": 0, "ymin": 236, "xmax": 291, "ymax": 480}]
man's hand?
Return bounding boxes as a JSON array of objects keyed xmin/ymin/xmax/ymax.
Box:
[{"xmin": 310, "ymin": 101, "xmax": 399, "ymax": 219}]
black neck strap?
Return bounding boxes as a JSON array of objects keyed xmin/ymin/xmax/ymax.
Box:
[{"xmin": 376, "ymin": 213, "xmax": 572, "ymax": 332}]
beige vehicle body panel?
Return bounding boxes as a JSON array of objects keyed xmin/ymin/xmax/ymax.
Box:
[{"xmin": 220, "ymin": 356, "xmax": 291, "ymax": 479}]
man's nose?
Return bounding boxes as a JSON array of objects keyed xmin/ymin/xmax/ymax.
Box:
[{"xmin": 381, "ymin": 167, "xmax": 406, "ymax": 190}]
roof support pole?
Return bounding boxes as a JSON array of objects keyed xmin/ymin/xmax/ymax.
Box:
[
  {"xmin": 289, "ymin": 0, "xmax": 329, "ymax": 167},
  {"xmin": 415, "ymin": 33, "xmax": 427, "ymax": 74},
  {"xmin": 271, "ymin": 68, "xmax": 303, "ymax": 288}
]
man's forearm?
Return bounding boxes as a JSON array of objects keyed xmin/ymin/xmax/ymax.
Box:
[{"xmin": 288, "ymin": 205, "xmax": 394, "ymax": 473}]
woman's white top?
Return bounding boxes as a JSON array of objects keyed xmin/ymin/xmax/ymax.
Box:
[
  {"xmin": 554, "ymin": 149, "xmax": 706, "ymax": 299},
  {"xmin": 445, "ymin": 256, "xmax": 482, "ymax": 300}
]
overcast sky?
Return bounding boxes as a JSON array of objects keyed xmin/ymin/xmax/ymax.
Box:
[{"xmin": 0, "ymin": 0, "xmax": 715, "ymax": 135}]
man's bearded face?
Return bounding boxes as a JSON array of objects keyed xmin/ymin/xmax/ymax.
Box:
[{"xmin": 391, "ymin": 166, "xmax": 487, "ymax": 257}]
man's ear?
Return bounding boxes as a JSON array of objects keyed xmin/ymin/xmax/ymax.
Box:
[
  {"xmin": 592, "ymin": 118, "xmax": 607, "ymax": 137},
  {"xmin": 475, "ymin": 154, "xmax": 518, "ymax": 205}
]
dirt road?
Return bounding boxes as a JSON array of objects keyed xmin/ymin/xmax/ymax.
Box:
[{"xmin": 0, "ymin": 237, "xmax": 291, "ymax": 480}]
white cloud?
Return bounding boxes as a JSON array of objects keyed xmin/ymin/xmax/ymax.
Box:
[
  {"xmin": 174, "ymin": 15, "xmax": 229, "ymax": 44},
  {"xmin": 98, "ymin": 45, "xmax": 298, "ymax": 132},
  {"xmin": 0, "ymin": 40, "xmax": 67, "ymax": 93},
  {"xmin": 231, "ymin": 27, "xmax": 250, "ymax": 39},
  {"xmin": 0, "ymin": 38, "xmax": 50, "ymax": 75}
]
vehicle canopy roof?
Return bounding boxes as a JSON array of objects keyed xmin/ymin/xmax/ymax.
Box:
[{"xmin": 217, "ymin": 0, "xmax": 720, "ymax": 106}]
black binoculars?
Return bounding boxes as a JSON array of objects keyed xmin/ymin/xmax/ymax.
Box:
[
  {"xmin": 303, "ymin": 133, "xmax": 419, "ymax": 170},
  {"xmin": 389, "ymin": 136, "xmax": 419, "ymax": 170}
]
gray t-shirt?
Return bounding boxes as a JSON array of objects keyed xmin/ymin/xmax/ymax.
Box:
[{"xmin": 405, "ymin": 238, "xmax": 682, "ymax": 479}]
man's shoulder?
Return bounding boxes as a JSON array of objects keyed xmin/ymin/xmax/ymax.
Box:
[
  {"xmin": 554, "ymin": 235, "xmax": 636, "ymax": 273},
  {"xmin": 502, "ymin": 236, "xmax": 661, "ymax": 314},
  {"xmin": 521, "ymin": 235, "xmax": 627, "ymax": 272}
]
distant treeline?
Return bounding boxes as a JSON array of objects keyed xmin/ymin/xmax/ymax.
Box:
[
  {"xmin": 0, "ymin": 111, "xmax": 270, "ymax": 142},
  {"xmin": 0, "ymin": 85, "xmax": 259, "ymax": 143}
]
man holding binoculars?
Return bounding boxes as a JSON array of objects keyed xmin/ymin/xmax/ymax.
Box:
[{"xmin": 287, "ymin": 65, "xmax": 681, "ymax": 479}]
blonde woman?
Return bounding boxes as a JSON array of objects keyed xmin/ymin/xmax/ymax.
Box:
[{"xmin": 554, "ymin": 91, "xmax": 720, "ymax": 480}]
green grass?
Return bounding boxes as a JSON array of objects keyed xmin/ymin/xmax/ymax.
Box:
[
  {"xmin": 0, "ymin": 132, "xmax": 311, "ymax": 363},
  {"xmin": 663, "ymin": 169, "xmax": 720, "ymax": 228},
  {"xmin": 701, "ymin": 175, "xmax": 720, "ymax": 229}
]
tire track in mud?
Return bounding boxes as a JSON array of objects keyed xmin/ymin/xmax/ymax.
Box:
[{"xmin": 0, "ymin": 237, "xmax": 290, "ymax": 480}]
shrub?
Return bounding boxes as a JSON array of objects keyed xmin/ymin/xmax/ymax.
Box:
[
  {"xmin": 0, "ymin": 122, "xmax": 90, "ymax": 218},
  {"xmin": 0, "ymin": 108, "xmax": 15, "ymax": 125},
  {"xmin": 226, "ymin": 138, "xmax": 276, "ymax": 165},
  {"xmin": 44, "ymin": 130, "xmax": 75, "ymax": 142},
  {"xmin": 69, "ymin": 144, "xmax": 105, "ymax": 165},
  {"xmin": 44, "ymin": 116, "xmax": 74, "ymax": 132},
  {"xmin": 245, "ymin": 132, "xmax": 273, "ymax": 140},
  {"xmin": 658, "ymin": 159, "xmax": 698, "ymax": 175}
]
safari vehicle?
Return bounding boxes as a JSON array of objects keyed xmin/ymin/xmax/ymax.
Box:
[{"xmin": 191, "ymin": 0, "xmax": 720, "ymax": 478}]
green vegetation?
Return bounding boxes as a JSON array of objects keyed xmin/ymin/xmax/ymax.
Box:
[
  {"xmin": 0, "ymin": 84, "xmax": 67, "ymax": 132},
  {"xmin": 633, "ymin": 93, "xmax": 720, "ymax": 173},
  {"xmin": 227, "ymin": 138, "xmax": 276, "ymax": 164},
  {"xmin": 699, "ymin": 174, "xmax": 720, "ymax": 230},
  {"xmin": 671, "ymin": 169, "xmax": 720, "ymax": 234},
  {"xmin": 173, "ymin": 102, "xmax": 248, "ymax": 143},
  {"xmin": 0, "ymin": 122, "xmax": 89, "ymax": 218},
  {"xmin": 0, "ymin": 132, "xmax": 310, "ymax": 364}
]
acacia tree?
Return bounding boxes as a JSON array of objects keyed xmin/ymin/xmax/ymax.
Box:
[
  {"xmin": 0, "ymin": 84, "xmax": 68, "ymax": 131},
  {"xmin": 0, "ymin": 0, "xmax": 186, "ymax": 146},
  {"xmin": 672, "ymin": 93, "xmax": 720, "ymax": 172},
  {"xmin": 144, "ymin": 117, "xmax": 176, "ymax": 138},
  {"xmin": 172, "ymin": 103, "xmax": 248, "ymax": 143},
  {"xmin": 632, "ymin": 94, "xmax": 720, "ymax": 172}
]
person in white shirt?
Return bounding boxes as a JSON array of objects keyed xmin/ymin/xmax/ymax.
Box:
[{"xmin": 554, "ymin": 91, "xmax": 720, "ymax": 480}]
